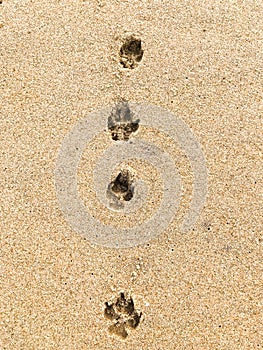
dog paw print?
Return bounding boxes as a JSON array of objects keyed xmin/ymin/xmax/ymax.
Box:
[
  {"xmin": 104, "ymin": 292, "xmax": 142, "ymax": 339},
  {"xmin": 106, "ymin": 169, "xmax": 135, "ymax": 210},
  {"xmin": 119, "ymin": 36, "xmax": 144, "ymax": 69},
  {"xmin": 108, "ymin": 101, "xmax": 140, "ymax": 142}
]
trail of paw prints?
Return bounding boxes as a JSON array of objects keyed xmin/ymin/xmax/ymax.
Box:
[
  {"xmin": 55, "ymin": 102, "xmax": 207, "ymax": 247},
  {"xmin": 104, "ymin": 292, "xmax": 142, "ymax": 339}
]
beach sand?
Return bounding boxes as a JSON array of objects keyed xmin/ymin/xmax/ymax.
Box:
[{"xmin": 1, "ymin": 1, "xmax": 262, "ymax": 349}]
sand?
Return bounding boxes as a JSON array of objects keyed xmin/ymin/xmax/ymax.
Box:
[{"xmin": 1, "ymin": 0, "xmax": 262, "ymax": 349}]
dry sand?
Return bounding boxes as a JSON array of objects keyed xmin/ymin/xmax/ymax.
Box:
[{"xmin": 1, "ymin": 0, "xmax": 263, "ymax": 349}]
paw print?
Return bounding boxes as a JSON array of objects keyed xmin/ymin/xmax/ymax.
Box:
[
  {"xmin": 119, "ymin": 36, "xmax": 144, "ymax": 69},
  {"xmin": 106, "ymin": 169, "xmax": 135, "ymax": 210},
  {"xmin": 104, "ymin": 292, "xmax": 142, "ymax": 339},
  {"xmin": 108, "ymin": 101, "xmax": 139, "ymax": 141}
]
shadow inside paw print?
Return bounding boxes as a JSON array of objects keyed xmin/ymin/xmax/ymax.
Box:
[{"xmin": 104, "ymin": 292, "xmax": 142, "ymax": 339}]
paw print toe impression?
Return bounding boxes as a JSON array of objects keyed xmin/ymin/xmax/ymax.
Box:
[{"xmin": 104, "ymin": 292, "xmax": 142, "ymax": 339}]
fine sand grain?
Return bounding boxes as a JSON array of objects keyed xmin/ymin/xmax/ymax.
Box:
[{"xmin": 1, "ymin": 1, "xmax": 262, "ymax": 349}]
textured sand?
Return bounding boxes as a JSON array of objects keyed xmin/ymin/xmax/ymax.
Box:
[{"xmin": 1, "ymin": 1, "xmax": 263, "ymax": 349}]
